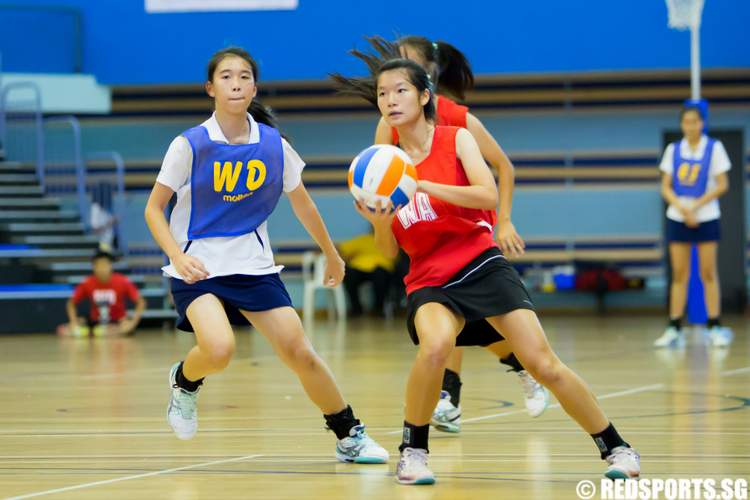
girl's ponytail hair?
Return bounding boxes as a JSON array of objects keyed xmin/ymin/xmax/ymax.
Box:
[{"xmin": 394, "ymin": 35, "xmax": 474, "ymax": 101}]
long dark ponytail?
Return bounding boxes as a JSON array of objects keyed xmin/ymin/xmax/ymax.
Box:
[
  {"xmin": 206, "ymin": 46, "xmax": 281, "ymax": 131},
  {"xmin": 395, "ymin": 35, "xmax": 474, "ymax": 101}
]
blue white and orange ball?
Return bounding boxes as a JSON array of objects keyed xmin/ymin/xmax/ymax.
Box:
[{"xmin": 347, "ymin": 144, "xmax": 418, "ymax": 209}]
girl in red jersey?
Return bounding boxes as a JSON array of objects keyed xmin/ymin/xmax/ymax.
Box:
[
  {"xmin": 333, "ymin": 58, "xmax": 640, "ymax": 485},
  {"xmin": 356, "ymin": 36, "xmax": 546, "ymax": 432}
]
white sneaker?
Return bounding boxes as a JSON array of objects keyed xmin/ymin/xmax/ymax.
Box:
[
  {"xmin": 517, "ymin": 370, "xmax": 550, "ymax": 417},
  {"xmin": 653, "ymin": 327, "xmax": 684, "ymax": 348},
  {"xmin": 396, "ymin": 447, "xmax": 435, "ymax": 485},
  {"xmin": 430, "ymin": 391, "xmax": 461, "ymax": 433},
  {"xmin": 335, "ymin": 424, "xmax": 389, "ymax": 464},
  {"xmin": 605, "ymin": 446, "xmax": 640, "ymax": 479},
  {"xmin": 167, "ymin": 362, "xmax": 199, "ymax": 440},
  {"xmin": 708, "ymin": 326, "xmax": 733, "ymax": 347}
]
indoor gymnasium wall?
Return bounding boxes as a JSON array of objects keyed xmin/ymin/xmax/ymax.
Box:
[{"xmin": 2, "ymin": 0, "xmax": 749, "ymax": 83}]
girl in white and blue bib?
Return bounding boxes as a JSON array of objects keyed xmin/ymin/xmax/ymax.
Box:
[
  {"xmin": 144, "ymin": 47, "xmax": 387, "ymax": 463},
  {"xmin": 654, "ymin": 106, "xmax": 731, "ymax": 348}
]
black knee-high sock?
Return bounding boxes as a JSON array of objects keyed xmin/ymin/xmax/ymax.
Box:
[
  {"xmin": 324, "ymin": 405, "xmax": 360, "ymax": 439},
  {"xmin": 175, "ymin": 361, "xmax": 204, "ymax": 392},
  {"xmin": 499, "ymin": 353, "xmax": 524, "ymax": 373},
  {"xmin": 442, "ymin": 369, "xmax": 462, "ymax": 406},
  {"xmin": 591, "ymin": 423, "xmax": 629, "ymax": 459},
  {"xmin": 399, "ymin": 421, "xmax": 430, "ymax": 452}
]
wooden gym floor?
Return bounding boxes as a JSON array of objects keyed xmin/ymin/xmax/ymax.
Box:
[{"xmin": 1, "ymin": 314, "xmax": 748, "ymax": 499}]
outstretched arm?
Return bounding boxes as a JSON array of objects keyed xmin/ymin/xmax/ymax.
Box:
[
  {"xmin": 466, "ymin": 113, "xmax": 525, "ymax": 257},
  {"xmin": 286, "ymin": 182, "xmax": 346, "ymax": 287}
]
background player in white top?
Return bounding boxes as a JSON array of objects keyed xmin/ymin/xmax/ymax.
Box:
[
  {"xmin": 144, "ymin": 47, "xmax": 387, "ymax": 463},
  {"xmin": 654, "ymin": 106, "xmax": 732, "ymax": 348}
]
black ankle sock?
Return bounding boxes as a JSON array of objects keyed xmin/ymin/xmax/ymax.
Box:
[
  {"xmin": 175, "ymin": 362, "xmax": 204, "ymax": 392},
  {"xmin": 668, "ymin": 317, "xmax": 683, "ymax": 331},
  {"xmin": 324, "ymin": 405, "xmax": 360, "ymax": 440},
  {"xmin": 442, "ymin": 368, "xmax": 462, "ymax": 406},
  {"xmin": 591, "ymin": 423, "xmax": 629, "ymax": 459},
  {"xmin": 707, "ymin": 317, "xmax": 721, "ymax": 329},
  {"xmin": 499, "ymin": 353, "xmax": 524, "ymax": 372},
  {"xmin": 399, "ymin": 421, "xmax": 430, "ymax": 452}
]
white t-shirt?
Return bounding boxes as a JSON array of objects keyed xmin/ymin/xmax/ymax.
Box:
[
  {"xmin": 90, "ymin": 202, "xmax": 115, "ymax": 249},
  {"xmin": 659, "ymin": 135, "xmax": 731, "ymax": 223},
  {"xmin": 156, "ymin": 112, "xmax": 305, "ymax": 279}
]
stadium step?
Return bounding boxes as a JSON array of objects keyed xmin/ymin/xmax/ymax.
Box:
[
  {"xmin": 0, "ymin": 197, "xmax": 61, "ymax": 210},
  {"xmin": 0, "ymin": 162, "xmax": 37, "ymax": 175},
  {"xmin": 0, "ymin": 222, "xmax": 86, "ymax": 234},
  {"xmin": 0, "ymin": 157, "xmax": 175, "ymax": 329},
  {"xmin": 55, "ymin": 273, "xmax": 148, "ymax": 285},
  {"xmin": 0, "ymin": 174, "xmax": 38, "ymax": 185},
  {"xmin": 0, "ymin": 210, "xmax": 79, "ymax": 222},
  {"xmin": 8, "ymin": 234, "xmax": 100, "ymax": 249},
  {"xmin": 0, "ymin": 248, "xmax": 98, "ymax": 261},
  {"xmin": 0, "ymin": 283, "xmax": 73, "ymax": 299},
  {"xmin": 0, "ymin": 185, "xmax": 45, "ymax": 197},
  {"xmin": 40, "ymin": 261, "xmax": 130, "ymax": 275}
]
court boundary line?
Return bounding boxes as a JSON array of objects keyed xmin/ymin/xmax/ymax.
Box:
[
  {"xmin": 4, "ymin": 367, "xmax": 746, "ymax": 439},
  {"xmin": 4, "ymin": 356, "xmax": 746, "ymax": 497},
  {"xmin": 383, "ymin": 364, "xmax": 750, "ymax": 435},
  {"xmin": 720, "ymin": 366, "xmax": 750, "ymax": 377},
  {"xmin": 385, "ymin": 382, "xmax": 665, "ymax": 435},
  {"xmin": 5, "ymin": 453, "xmax": 264, "ymax": 500}
]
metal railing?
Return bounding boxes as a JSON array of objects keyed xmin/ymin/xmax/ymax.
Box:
[
  {"xmin": 0, "ymin": 81, "xmax": 44, "ymax": 183},
  {"xmin": 85, "ymin": 151, "xmax": 128, "ymax": 255},
  {"xmin": 1, "ymin": 87, "xmax": 131, "ymax": 254},
  {"xmin": 43, "ymin": 115, "xmax": 86, "ymax": 225}
]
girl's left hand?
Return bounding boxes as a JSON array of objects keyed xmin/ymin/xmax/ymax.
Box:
[
  {"xmin": 323, "ymin": 252, "xmax": 346, "ymax": 287},
  {"xmin": 495, "ymin": 219, "xmax": 526, "ymax": 258}
]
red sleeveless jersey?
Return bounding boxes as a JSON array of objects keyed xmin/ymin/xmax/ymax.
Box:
[
  {"xmin": 391, "ymin": 95, "xmax": 468, "ymax": 145},
  {"xmin": 391, "ymin": 126, "xmax": 498, "ymax": 294}
]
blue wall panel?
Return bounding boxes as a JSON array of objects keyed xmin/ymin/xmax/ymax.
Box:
[{"xmin": 2, "ymin": 0, "xmax": 749, "ymax": 83}]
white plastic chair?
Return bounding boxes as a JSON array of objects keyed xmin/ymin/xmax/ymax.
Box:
[{"xmin": 302, "ymin": 251, "xmax": 346, "ymax": 322}]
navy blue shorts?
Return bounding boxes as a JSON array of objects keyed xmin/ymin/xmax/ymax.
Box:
[
  {"xmin": 665, "ymin": 218, "xmax": 720, "ymax": 243},
  {"xmin": 170, "ymin": 273, "xmax": 293, "ymax": 332}
]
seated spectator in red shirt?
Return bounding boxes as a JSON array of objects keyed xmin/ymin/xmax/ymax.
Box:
[{"xmin": 57, "ymin": 250, "xmax": 145, "ymax": 337}]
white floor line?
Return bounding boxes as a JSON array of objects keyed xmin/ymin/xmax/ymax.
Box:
[
  {"xmin": 384, "ymin": 382, "xmax": 664, "ymax": 435},
  {"xmin": 720, "ymin": 366, "xmax": 750, "ymax": 377},
  {"xmin": 595, "ymin": 383, "xmax": 665, "ymax": 400},
  {"xmin": 5, "ymin": 453, "xmax": 264, "ymax": 500}
]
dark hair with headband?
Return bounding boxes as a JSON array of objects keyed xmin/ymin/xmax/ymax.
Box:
[
  {"xmin": 330, "ymin": 51, "xmax": 436, "ymax": 122},
  {"xmin": 393, "ymin": 35, "xmax": 474, "ymax": 101}
]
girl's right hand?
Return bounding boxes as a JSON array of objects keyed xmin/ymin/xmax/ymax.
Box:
[
  {"xmin": 684, "ymin": 211, "xmax": 699, "ymax": 228},
  {"xmin": 353, "ymin": 199, "xmax": 399, "ymax": 227},
  {"xmin": 173, "ymin": 253, "xmax": 209, "ymax": 284},
  {"xmin": 678, "ymin": 204, "xmax": 699, "ymax": 228}
]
